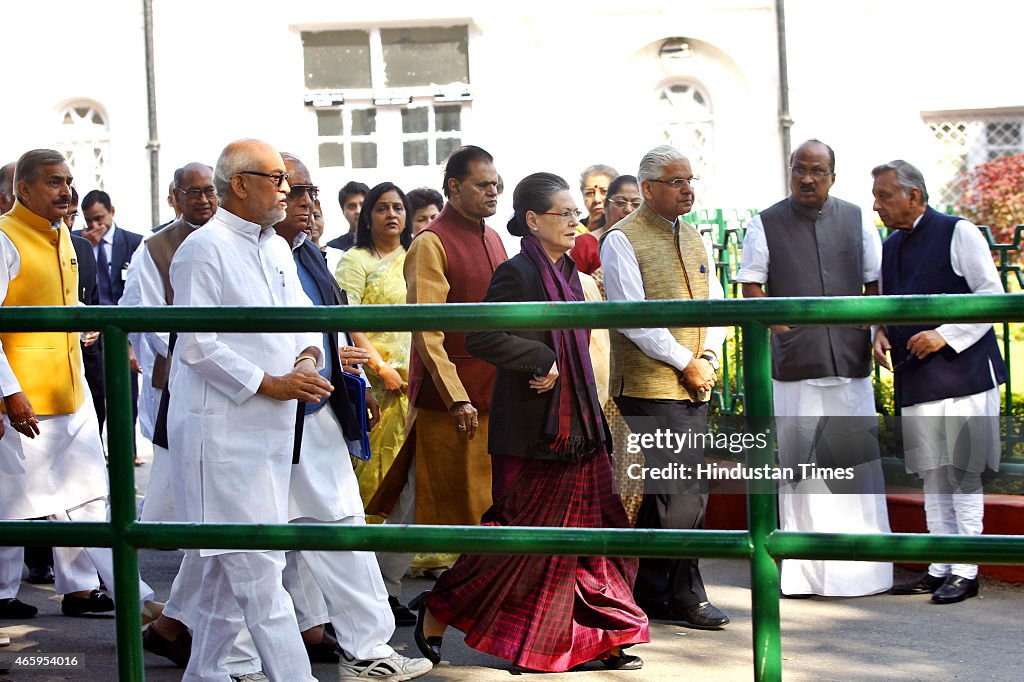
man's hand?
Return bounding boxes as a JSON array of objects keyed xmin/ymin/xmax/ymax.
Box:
[
  {"xmin": 529, "ymin": 361, "xmax": 558, "ymax": 394},
  {"xmin": 4, "ymin": 392, "xmax": 39, "ymax": 438},
  {"xmin": 449, "ymin": 401, "xmax": 479, "ymax": 440},
  {"xmin": 681, "ymin": 356, "xmax": 717, "ymax": 393},
  {"xmin": 128, "ymin": 344, "xmax": 142, "ymax": 374},
  {"xmin": 907, "ymin": 330, "xmax": 947, "ymax": 360},
  {"xmin": 366, "ymin": 389, "xmax": 380, "ymax": 430},
  {"xmin": 258, "ymin": 360, "xmax": 333, "ymax": 402},
  {"xmin": 873, "ymin": 327, "xmax": 893, "ymax": 371},
  {"xmin": 82, "ymin": 331, "xmax": 100, "ymax": 347},
  {"xmin": 339, "ymin": 345, "xmax": 370, "ymax": 374},
  {"xmin": 770, "ymin": 325, "xmax": 792, "ymax": 334}
]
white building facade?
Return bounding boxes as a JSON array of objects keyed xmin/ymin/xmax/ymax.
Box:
[{"xmin": 2, "ymin": 0, "xmax": 1019, "ymax": 239}]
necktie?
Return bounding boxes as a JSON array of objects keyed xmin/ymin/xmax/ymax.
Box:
[{"xmin": 96, "ymin": 241, "xmax": 114, "ymax": 305}]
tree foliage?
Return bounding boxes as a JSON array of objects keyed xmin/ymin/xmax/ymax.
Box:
[{"xmin": 953, "ymin": 152, "xmax": 1024, "ymax": 245}]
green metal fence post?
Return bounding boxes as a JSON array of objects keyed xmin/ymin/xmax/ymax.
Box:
[
  {"xmin": 103, "ymin": 326, "xmax": 144, "ymax": 682},
  {"xmin": 742, "ymin": 321, "xmax": 782, "ymax": 681}
]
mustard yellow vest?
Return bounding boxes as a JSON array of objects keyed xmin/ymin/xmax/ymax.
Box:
[
  {"xmin": 0, "ymin": 200, "xmax": 85, "ymax": 415},
  {"xmin": 606, "ymin": 203, "xmax": 710, "ymax": 402}
]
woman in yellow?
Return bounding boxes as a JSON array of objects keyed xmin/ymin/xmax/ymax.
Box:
[{"xmin": 335, "ymin": 182, "xmax": 414, "ymax": 524}]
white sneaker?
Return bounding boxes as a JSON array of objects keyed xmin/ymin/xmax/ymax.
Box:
[
  {"xmin": 337, "ymin": 651, "xmax": 433, "ymax": 680},
  {"xmin": 230, "ymin": 673, "xmax": 269, "ymax": 682}
]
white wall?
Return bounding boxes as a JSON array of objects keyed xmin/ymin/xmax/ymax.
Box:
[{"xmin": 2, "ymin": 0, "xmax": 1018, "ymax": 236}]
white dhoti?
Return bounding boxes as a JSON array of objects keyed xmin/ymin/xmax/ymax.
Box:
[
  {"xmin": 902, "ymin": 384, "xmax": 999, "ymax": 580},
  {"xmin": 774, "ymin": 377, "xmax": 893, "ymax": 596},
  {"xmin": 284, "ymin": 406, "xmax": 396, "ymax": 660},
  {"xmin": 0, "ymin": 398, "xmax": 153, "ymax": 604}
]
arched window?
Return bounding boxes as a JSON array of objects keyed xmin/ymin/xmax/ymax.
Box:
[
  {"xmin": 55, "ymin": 100, "xmax": 110, "ymax": 191},
  {"xmin": 657, "ymin": 81, "xmax": 713, "ymax": 185}
]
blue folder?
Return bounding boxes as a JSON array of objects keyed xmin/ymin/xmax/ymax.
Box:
[{"xmin": 341, "ymin": 370, "xmax": 372, "ymax": 461}]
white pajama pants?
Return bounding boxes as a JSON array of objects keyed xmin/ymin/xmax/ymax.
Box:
[
  {"xmin": 163, "ymin": 549, "xmax": 262, "ymax": 677},
  {"xmin": 374, "ymin": 459, "xmax": 416, "ymax": 598},
  {"xmin": 182, "ymin": 550, "xmax": 314, "ymax": 682},
  {"xmin": 283, "ymin": 516, "xmax": 395, "ymax": 660},
  {"xmin": 0, "ymin": 498, "xmax": 154, "ymax": 604},
  {"xmin": 921, "ymin": 466, "xmax": 984, "ymax": 580}
]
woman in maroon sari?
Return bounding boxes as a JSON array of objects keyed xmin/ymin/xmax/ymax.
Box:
[{"xmin": 414, "ymin": 172, "xmax": 649, "ymax": 672}]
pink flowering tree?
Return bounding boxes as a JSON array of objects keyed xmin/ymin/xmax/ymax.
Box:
[{"xmin": 953, "ymin": 152, "xmax": 1024, "ymax": 246}]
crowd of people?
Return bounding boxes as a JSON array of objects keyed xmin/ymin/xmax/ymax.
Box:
[{"xmin": 0, "ymin": 135, "xmax": 1007, "ymax": 680}]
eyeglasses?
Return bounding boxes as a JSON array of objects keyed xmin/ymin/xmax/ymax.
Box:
[
  {"xmin": 582, "ymin": 187, "xmax": 609, "ymax": 199},
  {"xmin": 649, "ymin": 177, "xmax": 700, "ymax": 189},
  {"xmin": 238, "ymin": 170, "xmax": 290, "ymax": 189},
  {"xmin": 790, "ymin": 166, "xmax": 834, "ymax": 180},
  {"xmin": 607, "ymin": 197, "xmax": 643, "ymax": 210},
  {"xmin": 287, "ymin": 184, "xmax": 319, "ymax": 201},
  {"xmin": 540, "ymin": 209, "xmax": 583, "ymax": 222},
  {"xmin": 176, "ymin": 186, "xmax": 217, "ymax": 200}
]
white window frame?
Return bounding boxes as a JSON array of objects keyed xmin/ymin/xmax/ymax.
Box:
[{"xmin": 304, "ymin": 26, "xmax": 472, "ymax": 171}]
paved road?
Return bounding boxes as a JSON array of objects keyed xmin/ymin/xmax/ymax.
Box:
[{"xmin": 2, "ymin": 441, "xmax": 1022, "ymax": 681}]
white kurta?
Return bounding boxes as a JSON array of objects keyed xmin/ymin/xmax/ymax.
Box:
[
  {"xmin": 118, "ymin": 242, "xmax": 160, "ymax": 441},
  {"xmin": 601, "ymin": 222, "xmax": 728, "ymax": 367},
  {"xmin": 0, "ymin": 231, "xmax": 108, "ymax": 519},
  {"xmin": 167, "ymin": 208, "xmax": 321, "ymax": 557},
  {"xmin": 738, "ymin": 204, "xmax": 891, "ymax": 597},
  {"xmin": 880, "ymin": 217, "xmax": 1005, "ymax": 474}
]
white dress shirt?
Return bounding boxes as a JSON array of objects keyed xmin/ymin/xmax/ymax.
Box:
[{"xmin": 600, "ymin": 216, "xmax": 727, "ymax": 372}]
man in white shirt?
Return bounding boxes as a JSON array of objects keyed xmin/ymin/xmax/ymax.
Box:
[
  {"xmin": 736, "ymin": 139, "xmax": 892, "ymax": 598},
  {"xmin": 168, "ymin": 138, "xmax": 331, "ymax": 682},
  {"xmin": 872, "ymin": 160, "xmax": 1006, "ymax": 604},
  {"xmin": 600, "ymin": 145, "xmax": 729, "ymax": 629}
]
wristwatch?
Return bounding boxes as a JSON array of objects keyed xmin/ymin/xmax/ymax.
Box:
[{"xmin": 700, "ymin": 352, "xmax": 720, "ymax": 371}]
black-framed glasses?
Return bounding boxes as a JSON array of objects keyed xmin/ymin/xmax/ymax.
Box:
[
  {"xmin": 650, "ymin": 177, "xmax": 700, "ymax": 189},
  {"xmin": 789, "ymin": 166, "xmax": 834, "ymax": 180},
  {"xmin": 608, "ymin": 197, "xmax": 643, "ymax": 209},
  {"xmin": 176, "ymin": 186, "xmax": 217, "ymax": 200},
  {"xmin": 287, "ymin": 184, "xmax": 319, "ymax": 201},
  {"xmin": 540, "ymin": 209, "xmax": 583, "ymax": 222},
  {"xmin": 238, "ymin": 170, "xmax": 290, "ymax": 188}
]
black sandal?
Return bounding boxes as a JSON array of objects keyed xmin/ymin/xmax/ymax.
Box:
[
  {"xmin": 602, "ymin": 652, "xmax": 643, "ymax": 670},
  {"xmin": 413, "ymin": 590, "xmax": 442, "ymax": 665}
]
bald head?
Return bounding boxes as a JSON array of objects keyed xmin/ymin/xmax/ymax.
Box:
[
  {"xmin": 214, "ymin": 139, "xmax": 289, "ymax": 227},
  {"xmin": 0, "ymin": 162, "xmax": 16, "ymax": 214}
]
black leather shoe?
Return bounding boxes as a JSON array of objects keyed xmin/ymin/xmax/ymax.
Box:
[
  {"xmin": 413, "ymin": 591, "xmax": 442, "ymax": 665},
  {"xmin": 142, "ymin": 625, "xmax": 192, "ymax": 668},
  {"xmin": 61, "ymin": 590, "xmax": 114, "ymax": 616},
  {"xmin": 668, "ymin": 601, "xmax": 730, "ymax": 629},
  {"xmin": 602, "ymin": 652, "xmax": 644, "ymax": 670},
  {"xmin": 389, "ymin": 596, "xmax": 418, "ymax": 627},
  {"xmin": 931, "ymin": 575, "xmax": 979, "ymax": 604},
  {"xmin": 0, "ymin": 597, "xmax": 38, "ymax": 619},
  {"xmin": 27, "ymin": 565, "xmax": 55, "ymax": 585},
  {"xmin": 891, "ymin": 572, "xmax": 946, "ymax": 595},
  {"xmin": 304, "ymin": 625, "xmax": 340, "ymax": 663}
]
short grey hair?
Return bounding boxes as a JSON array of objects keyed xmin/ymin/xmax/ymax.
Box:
[
  {"xmin": 579, "ymin": 164, "xmax": 618, "ymax": 190},
  {"xmin": 637, "ymin": 145, "xmax": 688, "ymax": 182},
  {"xmin": 871, "ymin": 159, "xmax": 929, "ymax": 204},
  {"xmin": 213, "ymin": 141, "xmax": 263, "ymax": 198},
  {"xmin": 15, "ymin": 149, "xmax": 66, "ymax": 189}
]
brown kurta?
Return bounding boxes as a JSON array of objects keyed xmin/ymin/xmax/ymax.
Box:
[{"xmin": 368, "ymin": 205, "xmax": 507, "ymax": 525}]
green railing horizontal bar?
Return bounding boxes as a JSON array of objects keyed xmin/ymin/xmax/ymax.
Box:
[
  {"xmin": 120, "ymin": 523, "xmax": 755, "ymax": 558},
  {"xmin": 0, "ymin": 294, "xmax": 1021, "ymax": 333},
  {"xmin": 766, "ymin": 531, "xmax": 1024, "ymax": 564},
  {"xmin": 0, "ymin": 521, "xmax": 114, "ymax": 546},
  {"xmin": 881, "ymin": 456, "xmax": 1024, "ymax": 478}
]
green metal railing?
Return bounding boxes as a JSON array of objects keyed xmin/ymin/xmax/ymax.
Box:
[{"xmin": 2, "ymin": 294, "xmax": 1024, "ymax": 681}]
